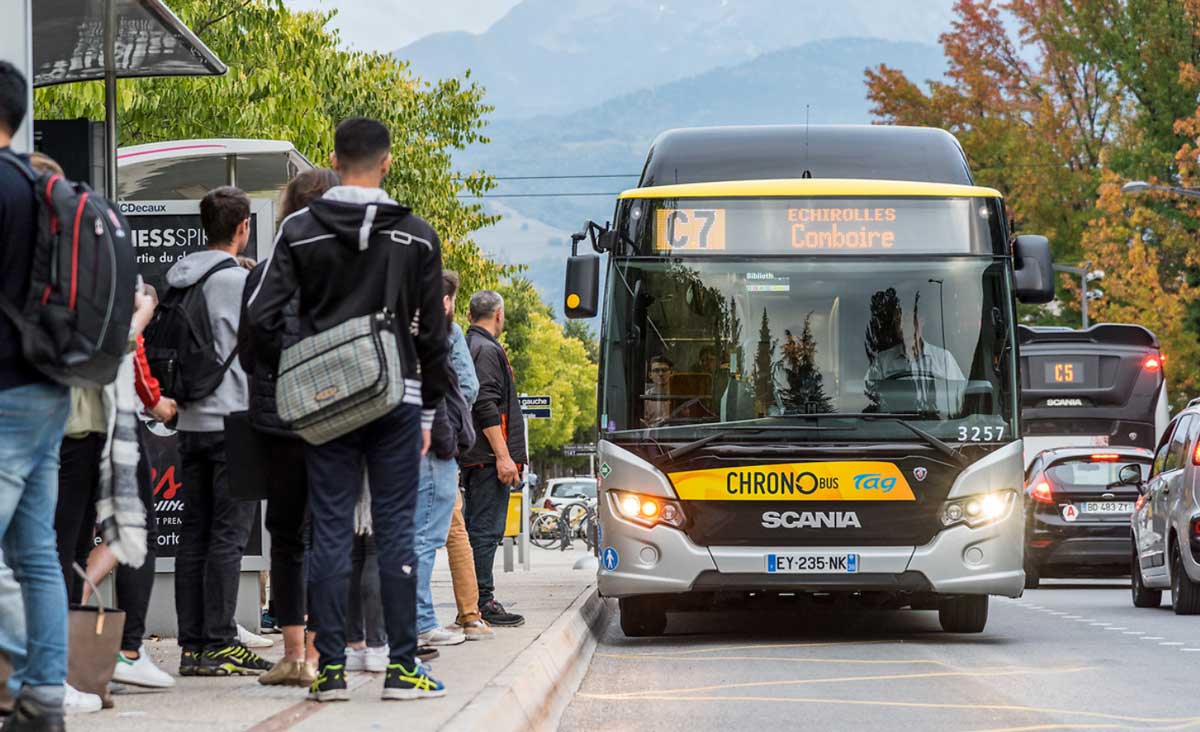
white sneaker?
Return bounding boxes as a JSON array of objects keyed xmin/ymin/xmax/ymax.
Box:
[
  {"xmin": 418, "ymin": 627, "xmax": 466, "ymax": 646},
  {"xmin": 113, "ymin": 646, "xmax": 176, "ymax": 689},
  {"xmin": 63, "ymin": 683, "xmax": 102, "ymax": 715},
  {"xmin": 238, "ymin": 623, "xmax": 274, "ymax": 649},
  {"xmin": 345, "ymin": 646, "xmax": 367, "ymax": 672},
  {"xmin": 364, "ymin": 645, "xmax": 388, "ymax": 673}
]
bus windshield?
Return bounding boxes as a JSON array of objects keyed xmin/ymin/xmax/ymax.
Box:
[{"xmin": 600, "ymin": 256, "xmax": 1017, "ymax": 443}]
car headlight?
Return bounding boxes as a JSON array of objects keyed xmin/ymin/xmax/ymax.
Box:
[
  {"xmin": 941, "ymin": 490, "xmax": 1016, "ymax": 529},
  {"xmin": 609, "ymin": 490, "xmax": 686, "ymax": 529}
]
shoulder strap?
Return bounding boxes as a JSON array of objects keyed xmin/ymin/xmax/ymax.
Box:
[
  {"xmin": 0, "ymin": 150, "xmax": 35, "ymax": 184},
  {"xmin": 195, "ymin": 257, "xmax": 241, "ymax": 368}
]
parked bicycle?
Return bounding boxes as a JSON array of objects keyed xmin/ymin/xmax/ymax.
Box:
[{"xmin": 530, "ymin": 498, "xmax": 596, "ymax": 552}]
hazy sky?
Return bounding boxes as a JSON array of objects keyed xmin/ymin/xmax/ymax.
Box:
[{"xmin": 284, "ymin": 0, "xmax": 522, "ymax": 50}]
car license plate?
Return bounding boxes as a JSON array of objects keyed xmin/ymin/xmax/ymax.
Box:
[
  {"xmin": 1081, "ymin": 501, "xmax": 1134, "ymax": 514},
  {"xmin": 767, "ymin": 553, "xmax": 859, "ymax": 574}
]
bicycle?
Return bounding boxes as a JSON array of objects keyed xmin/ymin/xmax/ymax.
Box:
[{"xmin": 529, "ymin": 499, "xmax": 596, "ymax": 552}]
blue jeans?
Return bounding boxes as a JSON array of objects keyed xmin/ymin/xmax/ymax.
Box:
[
  {"xmin": 305, "ymin": 405, "xmax": 421, "ymax": 669},
  {"xmin": 414, "ymin": 455, "xmax": 458, "ymax": 635},
  {"xmin": 0, "ymin": 382, "xmax": 69, "ymax": 704}
]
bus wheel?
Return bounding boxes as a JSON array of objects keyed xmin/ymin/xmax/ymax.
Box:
[
  {"xmin": 619, "ymin": 597, "xmax": 668, "ymax": 637},
  {"xmin": 938, "ymin": 595, "xmax": 988, "ymax": 633}
]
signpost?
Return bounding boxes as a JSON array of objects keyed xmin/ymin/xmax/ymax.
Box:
[
  {"xmin": 563, "ymin": 442, "xmax": 598, "ymax": 478},
  {"xmin": 518, "ymin": 395, "xmax": 553, "ymax": 420}
]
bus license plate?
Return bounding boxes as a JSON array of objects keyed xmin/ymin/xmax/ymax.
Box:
[
  {"xmin": 1081, "ymin": 501, "xmax": 1134, "ymax": 514},
  {"xmin": 767, "ymin": 553, "xmax": 859, "ymax": 574}
]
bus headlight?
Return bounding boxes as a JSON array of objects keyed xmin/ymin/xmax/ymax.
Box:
[
  {"xmin": 610, "ymin": 490, "xmax": 686, "ymax": 529},
  {"xmin": 940, "ymin": 491, "xmax": 1015, "ymax": 529}
]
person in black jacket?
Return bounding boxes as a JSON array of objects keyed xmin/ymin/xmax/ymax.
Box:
[
  {"xmin": 238, "ymin": 167, "xmax": 338, "ymax": 688},
  {"xmin": 247, "ymin": 117, "xmax": 448, "ymax": 702},
  {"xmin": 460, "ymin": 290, "xmax": 527, "ymax": 627}
]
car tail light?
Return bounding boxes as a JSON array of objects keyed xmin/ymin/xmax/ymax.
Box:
[
  {"xmin": 1090, "ymin": 453, "xmax": 1119, "ymax": 462},
  {"xmin": 1030, "ymin": 476, "xmax": 1054, "ymax": 504},
  {"xmin": 1193, "ymin": 443, "xmax": 1200, "ymax": 466},
  {"xmin": 1143, "ymin": 355, "xmax": 1162, "ymax": 372}
]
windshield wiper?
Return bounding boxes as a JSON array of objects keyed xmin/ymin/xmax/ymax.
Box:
[
  {"xmin": 774, "ymin": 412, "xmax": 969, "ymax": 468},
  {"xmin": 660, "ymin": 417, "xmax": 829, "ymax": 464}
]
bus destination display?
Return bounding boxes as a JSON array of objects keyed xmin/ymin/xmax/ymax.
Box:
[
  {"xmin": 1045, "ymin": 361, "xmax": 1083, "ymax": 385},
  {"xmin": 651, "ymin": 198, "xmax": 980, "ymax": 255}
]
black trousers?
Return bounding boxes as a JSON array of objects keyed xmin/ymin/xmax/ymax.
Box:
[
  {"xmin": 462, "ymin": 464, "xmax": 509, "ymax": 607},
  {"xmin": 347, "ymin": 534, "xmax": 385, "ymax": 646},
  {"xmin": 117, "ymin": 441, "xmax": 157, "ymax": 652},
  {"xmin": 305, "ymin": 405, "xmax": 420, "ymax": 669},
  {"xmin": 55, "ymin": 433, "xmax": 104, "ymax": 603},
  {"xmin": 175, "ymin": 431, "xmax": 257, "ymax": 651},
  {"xmin": 264, "ymin": 435, "xmax": 308, "ymax": 629}
]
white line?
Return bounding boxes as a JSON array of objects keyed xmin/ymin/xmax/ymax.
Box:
[
  {"xmin": 1160, "ymin": 642, "xmax": 1183, "ymax": 646},
  {"xmin": 1089, "ymin": 623, "xmax": 1110, "ymax": 626},
  {"xmin": 1142, "ymin": 636, "xmax": 1165, "ymax": 640},
  {"xmin": 1062, "ymin": 615, "xmax": 1082, "ymax": 619},
  {"xmin": 1106, "ymin": 627, "xmax": 1127, "ymax": 631},
  {"xmin": 1124, "ymin": 631, "xmax": 1144, "ymax": 635},
  {"xmin": 1181, "ymin": 648, "xmax": 1200, "ymax": 652}
]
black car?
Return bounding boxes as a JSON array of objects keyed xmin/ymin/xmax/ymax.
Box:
[{"xmin": 1023, "ymin": 447, "xmax": 1152, "ymax": 588}]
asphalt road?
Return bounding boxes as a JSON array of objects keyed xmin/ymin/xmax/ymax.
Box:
[{"xmin": 562, "ymin": 580, "xmax": 1200, "ymax": 731}]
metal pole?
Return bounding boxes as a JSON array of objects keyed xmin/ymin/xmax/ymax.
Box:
[
  {"xmin": 225, "ymin": 154, "xmax": 237, "ymax": 188},
  {"xmin": 521, "ymin": 418, "xmax": 531, "ymax": 571},
  {"xmin": 1081, "ymin": 271, "xmax": 1089, "ymax": 329},
  {"xmin": 103, "ymin": 0, "xmax": 118, "ymax": 199}
]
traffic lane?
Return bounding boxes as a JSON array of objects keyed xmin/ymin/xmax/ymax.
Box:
[{"xmin": 562, "ymin": 589, "xmax": 1200, "ymax": 731}]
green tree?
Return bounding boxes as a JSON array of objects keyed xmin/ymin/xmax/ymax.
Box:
[
  {"xmin": 778, "ymin": 314, "xmax": 833, "ymax": 415},
  {"xmin": 751, "ymin": 309, "xmax": 776, "ymax": 415},
  {"xmin": 563, "ymin": 319, "xmax": 599, "ymax": 363},
  {"xmin": 34, "ymin": 0, "xmax": 508, "ymax": 294}
]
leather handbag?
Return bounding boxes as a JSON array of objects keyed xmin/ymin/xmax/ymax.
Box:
[
  {"xmin": 276, "ymin": 252, "xmax": 407, "ymax": 446},
  {"xmin": 68, "ymin": 565, "xmax": 124, "ymax": 709}
]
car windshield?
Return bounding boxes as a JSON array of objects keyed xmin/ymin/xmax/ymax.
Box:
[
  {"xmin": 1047, "ymin": 458, "xmax": 1149, "ymax": 487},
  {"xmin": 550, "ymin": 481, "xmax": 596, "ymax": 499},
  {"xmin": 600, "ymin": 256, "xmax": 1017, "ymax": 443}
]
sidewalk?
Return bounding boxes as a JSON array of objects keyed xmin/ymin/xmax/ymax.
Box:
[{"xmin": 82, "ymin": 546, "xmax": 597, "ymax": 732}]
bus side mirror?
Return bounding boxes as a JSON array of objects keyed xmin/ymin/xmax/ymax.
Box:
[
  {"xmin": 564, "ymin": 251, "xmax": 599, "ymax": 319},
  {"xmin": 1013, "ymin": 235, "xmax": 1054, "ymax": 304}
]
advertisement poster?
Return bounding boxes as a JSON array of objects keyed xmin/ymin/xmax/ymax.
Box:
[{"xmin": 122, "ymin": 199, "xmax": 275, "ymax": 569}]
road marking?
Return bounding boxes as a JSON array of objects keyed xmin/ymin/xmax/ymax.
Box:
[
  {"xmin": 1106, "ymin": 627, "xmax": 1127, "ymax": 631},
  {"xmin": 1181, "ymin": 648, "xmax": 1200, "ymax": 652},
  {"xmin": 965, "ymin": 725, "xmax": 1123, "ymax": 731},
  {"xmin": 1123, "ymin": 631, "xmax": 1144, "ymax": 635},
  {"xmin": 1160, "ymin": 642, "xmax": 1184, "ymax": 646},
  {"xmin": 574, "ymin": 692, "xmax": 1200, "ymax": 726},
  {"xmin": 1088, "ymin": 622, "xmax": 1110, "ymax": 626},
  {"xmin": 594, "ymin": 652, "xmax": 947, "ymax": 666},
  {"xmin": 589, "ymin": 665, "xmax": 1093, "ymax": 700},
  {"xmin": 1061, "ymin": 615, "xmax": 1082, "ymax": 619},
  {"xmin": 660, "ymin": 640, "xmax": 889, "ymax": 656}
]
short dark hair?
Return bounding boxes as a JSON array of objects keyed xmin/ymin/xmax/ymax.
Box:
[
  {"xmin": 334, "ymin": 117, "xmax": 391, "ymax": 172},
  {"xmin": 0, "ymin": 62, "xmax": 28, "ymax": 136},
  {"xmin": 442, "ymin": 270, "xmax": 460, "ymax": 300},
  {"xmin": 200, "ymin": 186, "xmax": 251, "ymax": 247},
  {"xmin": 650, "ymin": 355, "xmax": 674, "ymax": 369}
]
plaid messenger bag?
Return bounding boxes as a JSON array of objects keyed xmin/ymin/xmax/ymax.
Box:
[{"xmin": 275, "ymin": 259, "xmax": 406, "ymax": 446}]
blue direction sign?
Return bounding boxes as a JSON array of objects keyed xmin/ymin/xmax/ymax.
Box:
[{"xmin": 519, "ymin": 394, "xmax": 552, "ymax": 420}]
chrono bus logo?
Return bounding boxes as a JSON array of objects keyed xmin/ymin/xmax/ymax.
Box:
[{"xmin": 668, "ymin": 461, "xmax": 915, "ymax": 501}]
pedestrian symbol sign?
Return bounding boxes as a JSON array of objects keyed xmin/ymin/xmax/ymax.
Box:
[{"xmin": 602, "ymin": 546, "xmax": 619, "ymax": 571}]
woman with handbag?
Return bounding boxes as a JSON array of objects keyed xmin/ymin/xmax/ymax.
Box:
[{"xmin": 238, "ymin": 168, "xmax": 338, "ymax": 686}]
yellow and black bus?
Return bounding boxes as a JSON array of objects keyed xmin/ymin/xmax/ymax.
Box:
[{"xmin": 564, "ymin": 125, "xmax": 1055, "ymax": 635}]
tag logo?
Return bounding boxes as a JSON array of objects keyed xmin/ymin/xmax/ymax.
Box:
[
  {"xmin": 314, "ymin": 386, "xmax": 339, "ymax": 402},
  {"xmin": 913, "ymin": 466, "xmax": 928, "ymax": 482}
]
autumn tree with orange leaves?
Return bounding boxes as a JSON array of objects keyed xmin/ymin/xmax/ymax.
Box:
[{"xmin": 865, "ymin": 0, "xmax": 1200, "ymax": 404}]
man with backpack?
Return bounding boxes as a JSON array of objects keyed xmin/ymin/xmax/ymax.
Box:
[
  {"xmin": 156, "ymin": 186, "xmax": 271, "ymax": 677},
  {"xmin": 0, "ymin": 60, "xmax": 72, "ymax": 732},
  {"xmin": 248, "ymin": 117, "xmax": 450, "ymax": 702}
]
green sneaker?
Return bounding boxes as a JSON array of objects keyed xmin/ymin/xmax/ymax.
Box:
[
  {"xmin": 382, "ymin": 662, "xmax": 446, "ymax": 700},
  {"xmin": 308, "ymin": 664, "xmax": 349, "ymax": 702},
  {"xmin": 198, "ymin": 644, "xmax": 272, "ymax": 676}
]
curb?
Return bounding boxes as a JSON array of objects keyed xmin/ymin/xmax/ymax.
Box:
[{"xmin": 442, "ymin": 585, "xmax": 612, "ymax": 731}]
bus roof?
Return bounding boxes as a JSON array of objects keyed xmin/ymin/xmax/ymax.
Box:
[
  {"xmin": 1018, "ymin": 324, "xmax": 1159, "ymax": 350},
  {"xmin": 638, "ymin": 125, "xmax": 974, "ymax": 187},
  {"xmin": 617, "ymin": 179, "xmax": 1002, "ymax": 200}
]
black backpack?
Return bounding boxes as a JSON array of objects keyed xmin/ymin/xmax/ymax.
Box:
[
  {"xmin": 0, "ymin": 151, "xmax": 137, "ymax": 388},
  {"xmin": 143, "ymin": 259, "xmax": 240, "ymax": 404}
]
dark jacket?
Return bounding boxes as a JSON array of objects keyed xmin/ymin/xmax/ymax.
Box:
[
  {"xmin": 246, "ymin": 186, "xmax": 448, "ymax": 429},
  {"xmin": 460, "ymin": 324, "xmax": 527, "ymax": 466},
  {"xmin": 431, "ymin": 364, "xmax": 475, "ymax": 460},
  {"xmin": 0, "ymin": 150, "xmax": 43, "ymax": 391},
  {"xmin": 238, "ymin": 263, "xmax": 300, "ymax": 436}
]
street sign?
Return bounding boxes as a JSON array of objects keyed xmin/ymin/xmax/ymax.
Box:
[
  {"xmin": 519, "ymin": 394, "xmax": 552, "ymax": 420},
  {"xmin": 562, "ymin": 443, "xmax": 597, "ymax": 457}
]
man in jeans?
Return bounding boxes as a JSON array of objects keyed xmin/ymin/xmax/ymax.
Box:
[
  {"xmin": 460, "ymin": 291, "xmax": 526, "ymax": 628},
  {"xmin": 169, "ymin": 186, "xmax": 271, "ymax": 677},
  {"xmin": 249, "ymin": 117, "xmax": 450, "ymax": 701},
  {"xmin": 0, "ymin": 61, "xmax": 71, "ymax": 732}
]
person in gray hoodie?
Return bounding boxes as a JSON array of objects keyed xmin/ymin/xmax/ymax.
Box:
[{"xmin": 167, "ymin": 186, "xmax": 272, "ymax": 677}]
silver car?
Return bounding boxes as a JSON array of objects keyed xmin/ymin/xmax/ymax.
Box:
[{"xmin": 1131, "ymin": 400, "xmax": 1200, "ymax": 614}]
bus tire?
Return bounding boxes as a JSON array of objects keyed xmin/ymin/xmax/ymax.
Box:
[
  {"xmin": 1132, "ymin": 549, "xmax": 1162, "ymax": 608},
  {"xmin": 619, "ymin": 596, "xmax": 668, "ymax": 637},
  {"xmin": 1171, "ymin": 545, "xmax": 1200, "ymax": 615},
  {"xmin": 938, "ymin": 595, "xmax": 988, "ymax": 633}
]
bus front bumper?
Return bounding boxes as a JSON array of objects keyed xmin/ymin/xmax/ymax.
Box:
[{"xmin": 596, "ymin": 503, "xmax": 1025, "ymax": 599}]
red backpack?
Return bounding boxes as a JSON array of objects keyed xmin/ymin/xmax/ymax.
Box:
[{"xmin": 0, "ymin": 151, "xmax": 137, "ymax": 388}]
